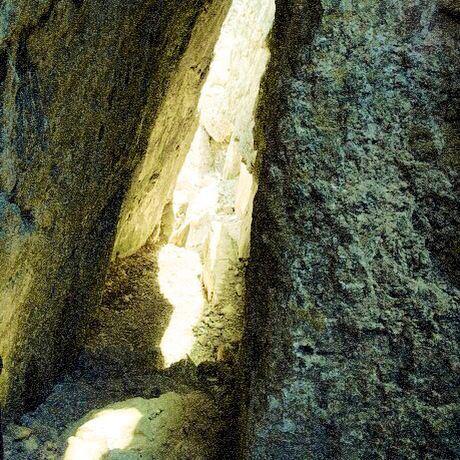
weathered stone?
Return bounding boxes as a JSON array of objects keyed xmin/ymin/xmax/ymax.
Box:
[
  {"xmin": 21, "ymin": 435, "xmax": 39, "ymax": 453},
  {"xmin": 242, "ymin": 0, "xmax": 459, "ymax": 458},
  {"xmin": 1, "ymin": 0, "xmax": 458, "ymax": 458},
  {"xmin": 0, "ymin": 0, "xmax": 224, "ymax": 418},
  {"xmin": 439, "ymin": 0, "xmax": 460, "ymax": 15},
  {"xmin": 112, "ymin": 0, "xmax": 233, "ymax": 258},
  {"xmin": 6, "ymin": 424, "xmax": 31, "ymax": 441}
]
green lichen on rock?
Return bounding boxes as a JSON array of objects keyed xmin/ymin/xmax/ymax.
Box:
[{"xmin": 243, "ymin": 0, "xmax": 459, "ymax": 458}]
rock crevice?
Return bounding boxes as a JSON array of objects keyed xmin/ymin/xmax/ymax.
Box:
[{"xmin": 0, "ymin": 0, "xmax": 228, "ymax": 418}]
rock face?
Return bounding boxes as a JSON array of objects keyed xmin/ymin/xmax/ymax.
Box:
[
  {"xmin": 112, "ymin": 0, "xmax": 232, "ymax": 258},
  {"xmin": 0, "ymin": 0, "xmax": 225, "ymax": 418},
  {"xmin": 242, "ymin": 0, "xmax": 459, "ymax": 458},
  {"xmin": 1, "ymin": 0, "xmax": 459, "ymax": 458},
  {"xmin": 162, "ymin": 0, "xmax": 275, "ymax": 365}
]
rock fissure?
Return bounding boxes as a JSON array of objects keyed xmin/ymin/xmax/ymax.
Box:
[
  {"xmin": 242, "ymin": 1, "xmax": 459, "ymax": 458},
  {"xmin": 2, "ymin": 0, "xmax": 276, "ymax": 458},
  {"xmin": 0, "ymin": 0, "xmax": 458, "ymax": 459}
]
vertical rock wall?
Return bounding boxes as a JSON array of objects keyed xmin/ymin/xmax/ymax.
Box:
[
  {"xmin": 112, "ymin": 0, "xmax": 233, "ymax": 259},
  {"xmin": 0, "ymin": 0, "xmax": 210, "ymax": 418},
  {"xmin": 243, "ymin": 0, "xmax": 459, "ymax": 458}
]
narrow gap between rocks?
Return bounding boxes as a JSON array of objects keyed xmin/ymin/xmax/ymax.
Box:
[{"xmin": 4, "ymin": 1, "xmax": 275, "ymax": 459}]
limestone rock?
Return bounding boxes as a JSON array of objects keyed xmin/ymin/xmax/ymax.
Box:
[
  {"xmin": 112, "ymin": 1, "xmax": 233, "ymax": 258},
  {"xmin": 0, "ymin": 0, "xmax": 228, "ymax": 418}
]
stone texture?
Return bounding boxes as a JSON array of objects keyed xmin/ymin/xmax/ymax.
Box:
[
  {"xmin": 0, "ymin": 0, "xmax": 218, "ymax": 418},
  {"xmin": 1, "ymin": 1, "xmax": 458, "ymax": 458},
  {"xmin": 112, "ymin": 0, "xmax": 233, "ymax": 258},
  {"xmin": 114, "ymin": 0, "xmax": 274, "ymax": 265},
  {"xmin": 162, "ymin": 0, "xmax": 275, "ymax": 363},
  {"xmin": 4, "ymin": 357, "xmax": 239, "ymax": 459},
  {"xmin": 242, "ymin": 0, "xmax": 460, "ymax": 458}
]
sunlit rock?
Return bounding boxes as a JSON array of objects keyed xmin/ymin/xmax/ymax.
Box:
[
  {"xmin": 0, "ymin": 0, "xmax": 235, "ymax": 419},
  {"xmin": 112, "ymin": 1, "xmax": 233, "ymax": 258},
  {"xmin": 64, "ymin": 392, "xmax": 222, "ymax": 460},
  {"xmin": 158, "ymin": 244, "xmax": 205, "ymax": 366}
]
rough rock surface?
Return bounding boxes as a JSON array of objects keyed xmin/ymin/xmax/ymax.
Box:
[
  {"xmin": 164, "ymin": 0, "xmax": 275, "ymax": 365},
  {"xmin": 81, "ymin": 241, "xmax": 239, "ymax": 371},
  {"xmin": 4, "ymin": 362, "xmax": 237, "ymax": 459},
  {"xmin": 112, "ymin": 0, "xmax": 232, "ymax": 258},
  {"xmin": 80, "ymin": 244, "xmax": 172, "ymax": 375},
  {"xmin": 0, "ymin": 0, "xmax": 226, "ymax": 418},
  {"xmin": 3, "ymin": 238, "xmax": 241, "ymax": 458},
  {"xmin": 242, "ymin": 0, "xmax": 459, "ymax": 458},
  {"xmin": 1, "ymin": 0, "xmax": 459, "ymax": 457}
]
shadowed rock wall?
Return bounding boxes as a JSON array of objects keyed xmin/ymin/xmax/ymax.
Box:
[
  {"xmin": 0, "ymin": 0, "xmax": 212, "ymax": 418},
  {"xmin": 242, "ymin": 0, "xmax": 459, "ymax": 458}
]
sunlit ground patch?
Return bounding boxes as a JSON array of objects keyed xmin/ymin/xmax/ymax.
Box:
[
  {"xmin": 63, "ymin": 393, "xmax": 222, "ymax": 459},
  {"xmin": 64, "ymin": 406, "xmax": 142, "ymax": 459},
  {"xmin": 158, "ymin": 244, "xmax": 205, "ymax": 366}
]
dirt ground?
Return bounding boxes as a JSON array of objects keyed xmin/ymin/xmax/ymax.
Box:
[{"xmin": 4, "ymin": 242, "xmax": 242, "ymax": 459}]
